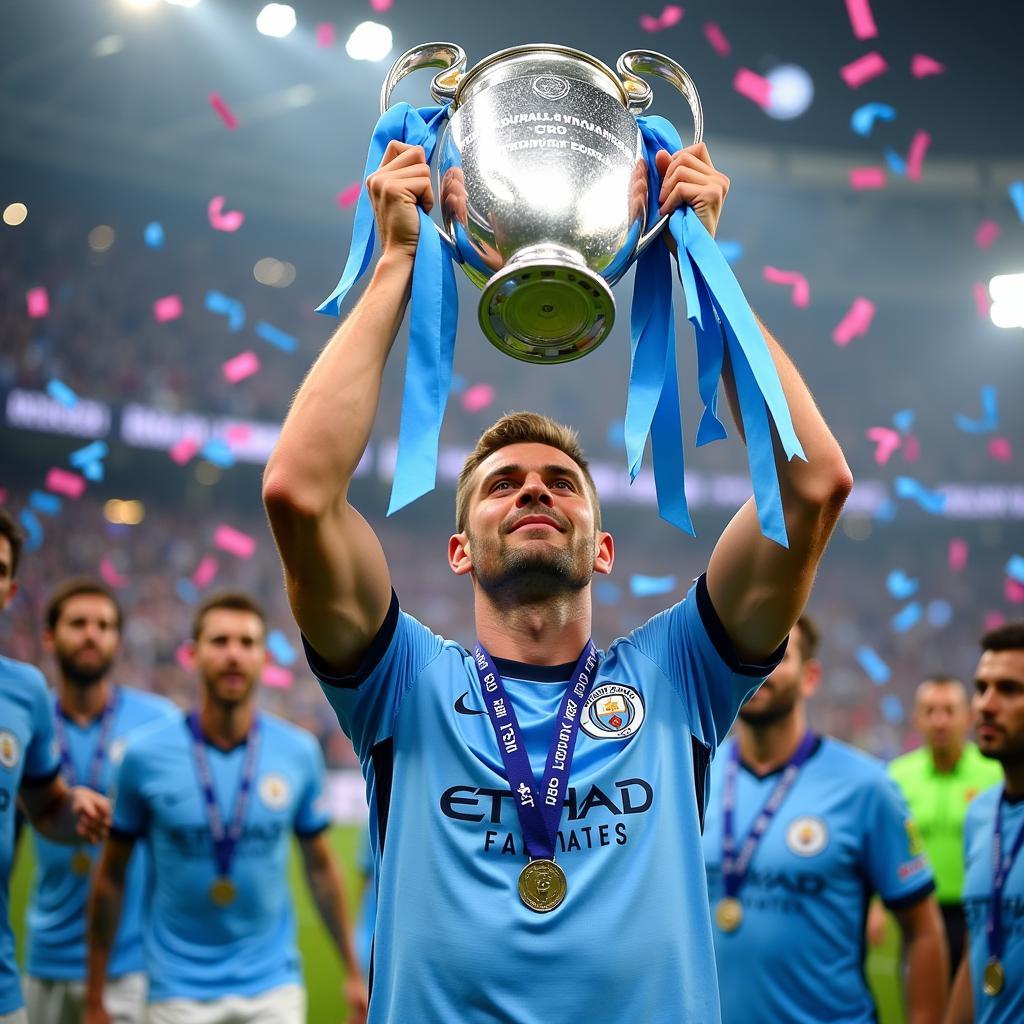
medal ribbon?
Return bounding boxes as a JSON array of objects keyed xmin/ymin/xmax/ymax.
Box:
[
  {"xmin": 186, "ymin": 711, "xmax": 261, "ymax": 880},
  {"xmin": 472, "ymin": 642, "xmax": 599, "ymax": 860},
  {"xmin": 53, "ymin": 688, "xmax": 120, "ymax": 790},
  {"xmin": 987, "ymin": 789, "xmax": 1024, "ymax": 962},
  {"xmin": 721, "ymin": 732, "xmax": 818, "ymax": 900}
]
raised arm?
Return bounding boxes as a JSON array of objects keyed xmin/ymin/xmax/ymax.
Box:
[{"xmin": 263, "ymin": 142, "xmax": 431, "ymax": 673}]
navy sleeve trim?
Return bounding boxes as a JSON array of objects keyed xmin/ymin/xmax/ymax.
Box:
[
  {"xmin": 301, "ymin": 589, "xmax": 400, "ymax": 691},
  {"xmin": 695, "ymin": 574, "xmax": 788, "ymax": 678},
  {"xmin": 884, "ymin": 879, "xmax": 936, "ymax": 911},
  {"xmin": 109, "ymin": 825, "xmax": 144, "ymax": 842},
  {"xmin": 294, "ymin": 822, "xmax": 331, "ymax": 840},
  {"xmin": 20, "ymin": 765, "xmax": 60, "ymax": 789}
]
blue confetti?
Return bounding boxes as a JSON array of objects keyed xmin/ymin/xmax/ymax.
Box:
[
  {"xmin": 856, "ymin": 646, "xmax": 891, "ymax": 685},
  {"xmin": 886, "ymin": 570, "xmax": 918, "ymax": 600},
  {"xmin": 46, "ymin": 379, "xmax": 78, "ymax": 408},
  {"xmin": 19, "ymin": 508, "xmax": 43, "ymax": 552},
  {"xmin": 29, "ymin": 491, "xmax": 63, "ymax": 517},
  {"xmin": 716, "ymin": 240, "xmax": 744, "ymax": 264},
  {"xmin": 607, "ymin": 418, "xmax": 626, "ymax": 450},
  {"xmin": 954, "ymin": 385, "xmax": 998, "ymax": 434},
  {"xmin": 83, "ymin": 461, "xmax": 105, "ymax": 482},
  {"xmin": 267, "ymin": 629, "xmax": 297, "ymax": 666},
  {"xmin": 884, "ymin": 147, "xmax": 907, "ymax": 176},
  {"xmin": 176, "ymin": 578, "xmax": 200, "ymax": 605},
  {"xmin": 881, "ymin": 694, "xmax": 905, "ymax": 725},
  {"xmin": 873, "ymin": 497, "xmax": 898, "ymax": 522},
  {"xmin": 850, "ymin": 102, "xmax": 896, "ymax": 137},
  {"xmin": 1006, "ymin": 555, "xmax": 1024, "ymax": 585},
  {"xmin": 891, "ymin": 601, "xmax": 922, "ymax": 633},
  {"xmin": 926, "ymin": 600, "xmax": 953, "ymax": 628},
  {"xmin": 144, "ymin": 222, "xmax": 165, "ymax": 248},
  {"xmin": 596, "ymin": 581, "xmax": 622, "ymax": 605},
  {"xmin": 894, "ymin": 477, "xmax": 946, "ymax": 515},
  {"xmin": 69, "ymin": 441, "xmax": 108, "ymax": 468},
  {"xmin": 449, "ymin": 373, "xmax": 467, "ymax": 395},
  {"xmin": 891, "ymin": 409, "xmax": 915, "ymax": 434},
  {"xmin": 255, "ymin": 321, "xmax": 297, "ymax": 353},
  {"xmin": 630, "ymin": 574, "xmax": 677, "ymax": 598},
  {"xmin": 1009, "ymin": 181, "xmax": 1024, "ymax": 222},
  {"xmin": 204, "ymin": 290, "xmax": 246, "ymax": 332},
  {"xmin": 200, "ymin": 438, "xmax": 236, "ymax": 469}
]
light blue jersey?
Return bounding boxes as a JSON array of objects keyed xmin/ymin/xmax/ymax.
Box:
[
  {"xmin": 703, "ymin": 736, "xmax": 935, "ymax": 1024},
  {"xmin": 111, "ymin": 711, "xmax": 330, "ymax": 1002},
  {"xmin": 963, "ymin": 786, "xmax": 1024, "ymax": 1024},
  {"xmin": 26, "ymin": 687, "xmax": 178, "ymax": 980},
  {"xmin": 304, "ymin": 575, "xmax": 783, "ymax": 1024},
  {"xmin": 1, "ymin": 655, "xmax": 61, "ymax": 1015}
]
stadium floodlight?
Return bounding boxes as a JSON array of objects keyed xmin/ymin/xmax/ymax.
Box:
[
  {"xmin": 989, "ymin": 273, "xmax": 1024, "ymax": 329},
  {"xmin": 3, "ymin": 203, "xmax": 28, "ymax": 226},
  {"xmin": 164, "ymin": 0, "xmax": 201, "ymax": 6},
  {"xmin": 764, "ymin": 64, "xmax": 814, "ymax": 120},
  {"xmin": 346, "ymin": 21, "xmax": 393, "ymax": 62},
  {"xmin": 121, "ymin": 0, "xmax": 160, "ymax": 9},
  {"xmin": 256, "ymin": 4, "xmax": 297, "ymax": 38}
]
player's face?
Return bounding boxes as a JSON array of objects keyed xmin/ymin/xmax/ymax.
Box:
[
  {"xmin": 739, "ymin": 626, "xmax": 816, "ymax": 724},
  {"xmin": 0, "ymin": 536, "xmax": 16, "ymax": 611},
  {"xmin": 193, "ymin": 609, "xmax": 266, "ymax": 708},
  {"xmin": 915, "ymin": 681, "xmax": 969, "ymax": 754},
  {"xmin": 47, "ymin": 593, "xmax": 120, "ymax": 686},
  {"xmin": 973, "ymin": 649, "xmax": 1024, "ymax": 767}
]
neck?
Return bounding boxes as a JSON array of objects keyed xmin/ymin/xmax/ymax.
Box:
[
  {"xmin": 474, "ymin": 586, "xmax": 591, "ymax": 665},
  {"xmin": 1003, "ymin": 761, "xmax": 1024, "ymax": 801},
  {"xmin": 199, "ymin": 696, "xmax": 255, "ymax": 750},
  {"xmin": 58, "ymin": 677, "xmax": 112, "ymax": 725},
  {"xmin": 931, "ymin": 743, "xmax": 963, "ymax": 774},
  {"xmin": 738, "ymin": 705, "xmax": 809, "ymax": 775}
]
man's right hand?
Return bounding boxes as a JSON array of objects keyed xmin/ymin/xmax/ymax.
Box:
[
  {"xmin": 84, "ymin": 998, "xmax": 111, "ymax": 1024},
  {"xmin": 366, "ymin": 141, "xmax": 434, "ymax": 262}
]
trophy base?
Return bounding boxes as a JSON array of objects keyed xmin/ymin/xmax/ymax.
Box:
[{"xmin": 479, "ymin": 252, "xmax": 615, "ymax": 364}]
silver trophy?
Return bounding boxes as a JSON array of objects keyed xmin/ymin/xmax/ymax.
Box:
[{"xmin": 381, "ymin": 43, "xmax": 703, "ymax": 364}]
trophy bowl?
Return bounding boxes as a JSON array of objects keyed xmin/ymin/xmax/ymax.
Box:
[{"xmin": 381, "ymin": 43, "xmax": 703, "ymax": 364}]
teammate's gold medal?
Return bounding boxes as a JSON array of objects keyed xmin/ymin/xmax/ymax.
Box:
[
  {"xmin": 517, "ymin": 859, "xmax": 567, "ymax": 913},
  {"xmin": 70, "ymin": 850, "xmax": 92, "ymax": 877},
  {"xmin": 715, "ymin": 897, "xmax": 743, "ymax": 932},
  {"xmin": 209, "ymin": 877, "xmax": 237, "ymax": 907},
  {"xmin": 983, "ymin": 957, "xmax": 1005, "ymax": 997}
]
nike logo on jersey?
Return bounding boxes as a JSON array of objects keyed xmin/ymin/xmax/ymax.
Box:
[{"xmin": 454, "ymin": 692, "xmax": 486, "ymax": 716}]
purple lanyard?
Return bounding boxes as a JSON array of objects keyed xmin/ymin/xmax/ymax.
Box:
[
  {"xmin": 721, "ymin": 732, "xmax": 817, "ymax": 899},
  {"xmin": 472, "ymin": 641, "xmax": 599, "ymax": 860},
  {"xmin": 186, "ymin": 711, "xmax": 261, "ymax": 879},
  {"xmin": 987, "ymin": 790, "xmax": 1024, "ymax": 961},
  {"xmin": 53, "ymin": 688, "xmax": 120, "ymax": 791}
]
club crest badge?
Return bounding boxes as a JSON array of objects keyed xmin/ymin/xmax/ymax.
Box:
[
  {"xmin": 580, "ymin": 683, "xmax": 645, "ymax": 740},
  {"xmin": 259, "ymin": 774, "xmax": 291, "ymax": 810},
  {"xmin": 0, "ymin": 730, "xmax": 20, "ymax": 769},
  {"xmin": 786, "ymin": 816, "xmax": 828, "ymax": 857},
  {"xmin": 532, "ymin": 75, "xmax": 570, "ymax": 102},
  {"xmin": 108, "ymin": 739, "xmax": 127, "ymax": 766}
]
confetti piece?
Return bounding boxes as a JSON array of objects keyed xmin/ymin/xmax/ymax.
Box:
[
  {"xmin": 849, "ymin": 166, "xmax": 887, "ymax": 190},
  {"xmin": 733, "ymin": 68, "xmax": 772, "ymax": 108},
  {"xmin": 891, "ymin": 409, "xmax": 914, "ymax": 434},
  {"xmin": 873, "ymin": 497, "xmax": 897, "ymax": 523},
  {"xmin": 223, "ymin": 350, "xmax": 261, "ymax": 384},
  {"xmin": 369, "ymin": 0, "xmax": 393, "ymax": 10},
  {"xmin": 881, "ymin": 694, "xmax": 904, "ymax": 724},
  {"xmin": 205, "ymin": 290, "xmax": 245, "ymax": 332},
  {"xmin": 19, "ymin": 508, "xmax": 43, "ymax": 553},
  {"xmin": 255, "ymin": 321, "xmax": 297, "ymax": 352},
  {"xmin": 207, "ymin": 196, "xmax": 245, "ymax": 233},
  {"xmin": 639, "ymin": 4, "xmax": 684, "ymax": 32},
  {"xmin": 336, "ymin": 182, "xmax": 362, "ymax": 208},
  {"xmin": 884, "ymin": 147, "xmax": 907, "ymax": 176},
  {"xmin": 973, "ymin": 282, "xmax": 991, "ymax": 320},
  {"xmin": 988, "ymin": 437, "xmax": 1013, "ymax": 463},
  {"xmin": 955, "ymin": 385, "xmax": 998, "ymax": 434},
  {"xmin": 1007, "ymin": 556, "xmax": 1024, "ymax": 585},
  {"xmin": 867, "ymin": 427, "xmax": 901, "ymax": 465},
  {"xmin": 891, "ymin": 601, "xmax": 922, "ymax": 633},
  {"xmin": 175, "ymin": 642, "xmax": 193, "ymax": 670},
  {"xmin": 926, "ymin": 600, "xmax": 953, "ymax": 628},
  {"xmin": 832, "ymin": 297, "xmax": 875, "ymax": 346},
  {"xmin": 200, "ymin": 438, "xmax": 236, "ymax": 469},
  {"xmin": 225, "ymin": 424, "xmax": 252, "ymax": 445},
  {"xmin": 840, "ymin": 52, "xmax": 888, "ymax": 89},
  {"xmin": 850, "ymin": 102, "xmax": 896, "ymax": 137},
  {"xmin": 886, "ymin": 570, "xmax": 918, "ymax": 600},
  {"xmin": 29, "ymin": 491, "xmax": 62, "ymax": 516},
  {"xmin": 844, "ymin": 0, "xmax": 877, "ymax": 40},
  {"xmin": 449, "ymin": 374, "xmax": 467, "ymax": 394},
  {"xmin": 703, "ymin": 21, "xmax": 731, "ymax": 56},
  {"xmin": 948, "ymin": 538, "xmax": 968, "ymax": 571},
  {"xmin": 596, "ymin": 581, "xmax": 623, "ymax": 605},
  {"xmin": 762, "ymin": 265, "xmax": 810, "ymax": 307},
  {"xmin": 910, "ymin": 54, "xmax": 945, "ymax": 78},
  {"xmin": 984, "ymin": 612, "xmax": 1007, "ymax": 633},
  {"xmin": 630, "ymin": 574, "xmax": 677, "ymax": 597},
  {"xmin": 192, "ymin": 555, "xmax": 219, "ymax": 589},
  {"xmin": 717, "ymin": 240, "xmax": 744, "ymax": 263},
  {"xmin": 607, "ymin": 418, "xmax": 626, "ymax": 450},
  {"xmin": 46, "ymin": 379, "xmax": 78, "ymax": 408},
  {"xmin": 262, "ymin": 665, "xmax": 294, "ymax": 689},
  {"xmin": 894, "ymin": 476, "xmax": 946, "ymax": 515},
  {"xmin": 461, "ymin": 383, "xmax": 495, "ymax": 413},
  {"xmin": 144, "ymin": 222, "xmax": 164, "ymax": 248},
  {"xmin": 1007, "ymin": 578, "xmax": 1024, "ymax": 605},
  {"xmin": 99, "ymin": 558, "xmax": 128, "ymax": 589},
  {"xmin": 1010, "ymin": 182, "xmax": 1024, "ymax": 222},
  {"xmin": 153, "ymin": 295, "xmax": 183, "ymax": 323},
  {"xmin": 267, "ymin": 630, "xmax": 297, "ymax": 666},
  {"xmin": 69, "ymin": 441, "xmax": 108, "ymax": 468},
  {"xmin": 176, "ymin": 579, "xmax": 200, "ymax": 605},
  {"xmin": 169, "ymin": 437, "xmax": 200, "ymax": 465},
  {"xmin": 82, "ymin": 461, "xmax": 104, "ymax": 483},
  {"xmin": 974, "ymin": 220, "xmax": 1000, "ymax": 249},
  {"xmin": 315, "ymin": 22, "xmax": 335, "ymax": 47},
  {"xmin": 45, "ymin": 467, "xmax": 86, "ymax": 499},
  {"xmin": 208, "ymin": 92, "xmax": 238, "ymax": 130},
  {"xmin": 214, "ymin": 525, "xmax": 257, "ymax": 560},
  {"xmin": 26, "ymin": 287, "xmax": 50, "ymax": 319},
  {"xmin": 856, "ymin": 645, "xmax": 891, "ymax": 685},
  {"xmin": 905, "ymin": 130, "xmax": 931, "ymax": 181},
  {"xmin": 901, "ymin": 434, "xmax": 920, "ymax": 463}
]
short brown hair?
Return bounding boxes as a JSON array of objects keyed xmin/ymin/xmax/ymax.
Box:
[
  {"xmin": 455, "ymin": 412, "xmax": 600, "ymax": 532},
  {"xmin": 192, "ymin": 590, "xmax": 266, "ymax": 641},
  {"xmin": 0, "ymin": 507, "xmax": 25, "ymax": 580},
  {"xmin": 981, "ymin": 621, "xmax": 1024, "ymax": 654},
  {"xmin": 793, "ymin": 613, "xmax": 820, "ymax": 661},
  {"xmin": 45, "ymin": 577, "xmax": 123, "ymax": 632}
]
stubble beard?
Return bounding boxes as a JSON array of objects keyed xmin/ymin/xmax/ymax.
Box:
[
  {"xmin": 57, "ymin": 648, "xmax": 113, "ymax": 688},
  {"xmin": 471, "ymin": 531, "xmax": 593, "ymax": 608},
  {"xmin": 739, "ymin": 686, "xmax": 800, "ymax": 726}
]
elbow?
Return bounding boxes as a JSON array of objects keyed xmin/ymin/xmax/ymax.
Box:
[
  {"xmin": 794, "ymin": 450, "xmax": 854, "ymax": 514},
  {"xmin": 262, "ymin": 462, "xmax": 332, "ymax": 526}
]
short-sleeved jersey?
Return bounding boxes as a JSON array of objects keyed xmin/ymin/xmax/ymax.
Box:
[
  {"xmin": 304, "ymin": 575, "xmax": 782, "ymax": 1024},
  {"xmin": 962, "ymin": 786, "xmax": 1024, "ymax": 1024},
  {"xmin": 0, "ymin": 655, "xmax": 61, "ymax": 1015},
  {"xmin": 26, "ymin": 687, "xmax": 178, "ymax": 981},
  {"xmin": 888, "ymin": 743, "xmax": 1002, "ymax": 904},
  {"xmin": 110, "ymin": 711, "xmax": 330, "ymax": 1002},
  {"xmin": 703, "ymin": 736, "xmax": 935, "ymax": 1024},
  {"xmin": 354, "ymin": 825, "xmax": 375, "ymax": 978}
]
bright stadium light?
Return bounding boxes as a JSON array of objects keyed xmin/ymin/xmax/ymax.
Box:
[
  {"xmin": 989, "ymin": 273, "xmax": 1024, "ymax": 329},
  {"xmin": 3, "ymin": 203, "xmax": 28, "ymax": 226},
  {"xmin": 346, "ymin": 21, "xmax": 393, "ymax": 62},
  {"xmin": 764, "ymin": 64, "xmax": 814, "ymax": 120},
  {"xmin": 256, "ymin": 4, "xmax": 297, "ymax": 38},
  {"xmin": 164, "ymin": 0, "xmax": 201, "ymax": 7},
  {"xmin": 122, "ymin": 0, "xmax": 159, "ymax": 10}
]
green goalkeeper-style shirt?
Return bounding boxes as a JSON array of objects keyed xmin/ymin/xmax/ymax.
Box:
[{"xmin": 888, "ymin": 742, "xmax": 1002, "ymax": 904}]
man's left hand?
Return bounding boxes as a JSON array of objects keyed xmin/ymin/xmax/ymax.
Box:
[
  {"xmin": 655, "ymin": 143, "xmax": 730, "ymax": 239},
  {"xmin": 71, "ymin": 786, "xmax": 111, "ymax": 844}
]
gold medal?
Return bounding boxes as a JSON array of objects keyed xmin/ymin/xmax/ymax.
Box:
[
  {"xmin": 70, "ymin": 850, "xmax": 92, "ymax": 877},
  {"xmin": 517, "ymin": 859, "xmax": 567, "ymax": 914},
  {"xmin": 209, "ymin": 877, "xmax": 237, "ymax": 908},
  {"xmin": 715, "ymin": 897, "xmax": 744, "ymax": 932},
  {"xmin": 983, "ymin": 957, "xmax": 1005, "ymax": 997}
]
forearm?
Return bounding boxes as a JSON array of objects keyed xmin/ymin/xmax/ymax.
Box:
[
  {"xmin": 308, "ymin": 861, "xmax": 362, "ymax": 978},
  {"xmin": 905, "ymin": 927, "xmax": 949, "ymax": 1024},
  {"xmin": 943, "ymin": 954, "xmax": 974, "ymax": 1024},
  {"xmin": 85, "ymin": 871, "xmax": 125, "ymax": 1006},
  {"xmin": 25, "ymin": 790, "xmax": 81, "ymax": 845}
]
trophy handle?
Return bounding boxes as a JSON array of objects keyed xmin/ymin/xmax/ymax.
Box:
[{"xmin": 616, "ymin": 49, "xmax": 704, "ymax": 255}]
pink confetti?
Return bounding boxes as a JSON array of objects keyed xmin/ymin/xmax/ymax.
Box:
[
  {"xmin": 169, "ymin": 436, "xmax": 200, "ymax": 465},
  {"xmin": 208, "ymin": 92, "xmax": 238, "ymax": 130},
  {"xmin": 948, "ymin": 538, "xmax": 968, "ymax": 572},
  {"xmin": 844, "ymin": 0, "xmax": 877, "ymax": 39},
  {"xmin": 911, "ymin": 54, "xmax": 946, "ymax": 78},
  {"xmin": 1007, "ymin": 577, "xmax": 1024, "ymax": 605},
  {"xmin": 762, "ymin": 265, "xmax": 810, "ymax": 308},
  {"xmin": 222, "ymin": 350, "xmax": 261, "ymax": 384},
  {"xmin": 207, "ymin": 196, "xmax": 245, "ymax": 233},
  {"xmin": 0, "ymin": 490, "xmax": 6, "ymax": 505},
  {"xmin": 702, "ymin": 21, "xmax": 731, "ymax": 56},
  {"xmin": 153, "ymin": 295, "xmax": 183, "ymax": 323},
  {"xmin": 905, "ymin": 130, "xmax": 931, "ymax": 181},
  {"xmin": 984, "ymin": 611, "xmax": 1007, "ymax": 632},
  {"xmin": 99, "ymin": 558, "xmax": 128, "ymax": 590},
  {"xmin": 866, "ymin": 427, "xmax": 901, "ymax": 465},
  {"xmin": 988, "ymin": 437, "xmax": 1013, "ymax": 463},
  {"xmin": 849, "ymin": 166, "xmax": 887, "ymax": 190},
  {"xmin": 213, "ymin": 525, "xmax": 257, "ymax": 560},
  {"xmin": 45, "ymin": 467, "xmax": 86, "ymax": 499},
  {"xmin": 832, "ymin": 297, "xmax": 875, "ymax": 346},
  {"xmin": 733, "ymin": 68, "xmax": 772, "ymax": 108},
  {"xmin": 175, "ymin": 642, "xmax": 193, "ymax": 671},
  {"xmin": 225, "ymin": 424, "xmax": 252, "ymax": 445},
  {"xmin": 26, "ymin": 286, "xmax": 49, "ymax": 319},
  {"xmin": 973, "ymin": 281, "xmax": 991, "ymax": 320},
  {"xmin": 369, "ymin": 0, "xmax": 393, "ymax": 10},
  {"xmin": 974, "ymin": 220, "xmax": 1001, "ymax": 249},
  {"xmin": 840, "ymin": 52, "xmax": 888, "ymax": 89},
  {"xmin": 639, "ymin": 4, "xmax": 684, "ymax": 32},
  {"xmin": 315, "ymin": 22, "xmax": 335, "ymax": 47},
  {"xmin": 192, "ymin": 555, "xmax": 219, "ymax": 588},
  {"xmin": 336, "ymin": 182, "xmax": 362, "ymax": 208},
  {"xmin": 262, "ymin": 665, "xmax": 294, "ymax": 689},
  {"xmin": 901, "ymin": 434, "xmax": 920, "ymax": 463},
  {"xmin": 461, "ymin": 383, "xmax": 495, "ymax": 413}
]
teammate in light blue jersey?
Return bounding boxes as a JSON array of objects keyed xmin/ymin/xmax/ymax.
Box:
[
  {"xmin": 24, "ymin": 577, "xmax": 178, "ymax": 1024},
  {"xmin": 948, "ymin": 621, "xmax": 1024, "ymax": 1024},
  {"xmin": 0, "ymin": 510, "xmax": 110, "ymax": 1024},
  {"xmin": 264, "ymin": 140, "xmax": 854, "ymax": 1022},
  {"xmin": 85, "ymin": 590, "xmax": 366, "ymax": 1024},
  {"xmin": 702, "ymin": 613, "xmax": 945, "ymax": 1023}
]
